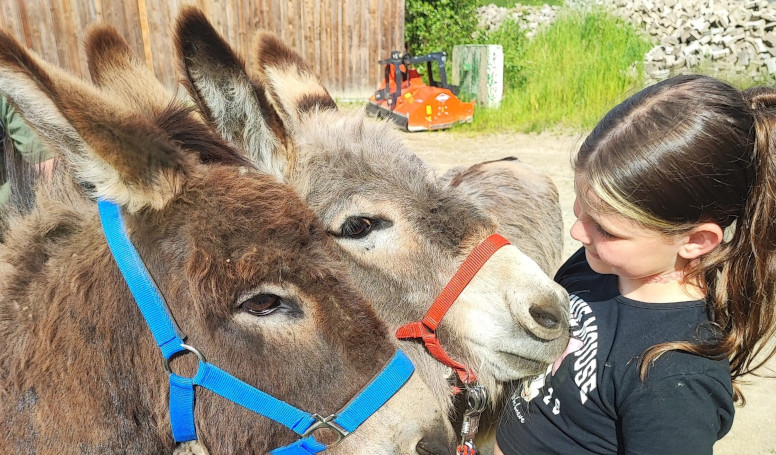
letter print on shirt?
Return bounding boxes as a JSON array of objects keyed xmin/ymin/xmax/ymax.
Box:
[
  {"xmin": 517, "ymin": 294, "xmax": 586, "ymax": 405},
  {"xmin": 569, "ymin": 294, "xmax": 598, "ymax": 404}
]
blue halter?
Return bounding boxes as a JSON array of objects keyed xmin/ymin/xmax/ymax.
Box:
[{"xmin": 97, "ymin": 198, "xmax": 415, "ymax": 454}]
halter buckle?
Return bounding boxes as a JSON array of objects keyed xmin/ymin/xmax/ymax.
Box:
[{"xmin": 302, "ymin": 414, "xmax": 350, "ymax": 444}]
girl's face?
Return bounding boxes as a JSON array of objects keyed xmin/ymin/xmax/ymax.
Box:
[{"xmin": 570, "ymin": 190, "xmax": 689, "ymax": 282}]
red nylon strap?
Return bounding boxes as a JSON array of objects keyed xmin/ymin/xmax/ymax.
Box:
[{"xmin": 396, "ymin": 234, "xmax": 510, "ymax": 384}]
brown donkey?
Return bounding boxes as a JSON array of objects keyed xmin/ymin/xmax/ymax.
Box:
[
  {"xmin": 0, "ymin": 28, "xmax": 456, "ymax": 454},
  {"xmin": 88, "ymin": 7, "xmax": 571, "ymax": 443}
]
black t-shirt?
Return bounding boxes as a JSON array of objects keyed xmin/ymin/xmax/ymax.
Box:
[{"xmin": 497, "ymin": 248, "xmax": 734, "ymax": 455}]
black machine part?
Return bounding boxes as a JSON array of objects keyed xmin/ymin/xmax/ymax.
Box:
[{"xmin": 373, "ymin": 51, "xmax": 460, "ymax": 109}]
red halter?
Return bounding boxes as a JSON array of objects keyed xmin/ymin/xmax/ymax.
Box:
[{"xmin": 396, "ymin": 234, "xmax": 510, "ymax": 384}]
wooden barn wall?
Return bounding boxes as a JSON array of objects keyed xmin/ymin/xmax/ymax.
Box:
[{"xmin": 0, "ymin": 0, "xmax": 404, "ymax": 99}]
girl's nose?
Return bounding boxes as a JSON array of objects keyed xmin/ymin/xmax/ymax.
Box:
[{"xmin": 570, "ymin": 218, "xmax": 589, "ymax": 245}]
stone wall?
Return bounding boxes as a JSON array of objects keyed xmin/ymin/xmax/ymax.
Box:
[
  {"xmin": 477, "ymin": 0, "xmax": 776, "ymax": 82},
  {"xmin": 477, "ymin": 4, "xmax": 560, "ymax": 39}
]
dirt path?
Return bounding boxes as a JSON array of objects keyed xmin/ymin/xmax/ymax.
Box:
[{"xmin": 401, "ymin": 129, "xmax": 776, "ymax": 455}]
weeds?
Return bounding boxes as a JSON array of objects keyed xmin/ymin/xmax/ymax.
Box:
[{"xmin": 463, "ymin": 8, "xmax": 652, "ymax": 133}]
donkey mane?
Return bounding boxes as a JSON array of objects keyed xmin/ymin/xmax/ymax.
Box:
[{"xmin": 153, "ymin": 103, "xmax": 253, "ymax": 168}]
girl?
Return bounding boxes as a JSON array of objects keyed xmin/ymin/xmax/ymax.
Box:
[{"xmin": 495, "ymin": 74, "xmax": 776, "ymax": 454}]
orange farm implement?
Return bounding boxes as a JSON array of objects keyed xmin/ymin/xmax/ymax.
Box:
[{"xmin": 366, "ymin": 52, "xmax": 474, "ymax": 132}]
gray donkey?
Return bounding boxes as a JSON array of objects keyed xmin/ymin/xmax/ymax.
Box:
[{"xmin": 88, "ymin": 6, "xmax": 571, "ymax": 443}]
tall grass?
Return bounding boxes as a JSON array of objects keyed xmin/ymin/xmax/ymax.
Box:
[{"xmin": 466, "ymin": 8, "xmax": 653, "ymax": 132}]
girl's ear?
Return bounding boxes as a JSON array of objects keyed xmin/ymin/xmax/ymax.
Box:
[{"xmin": 679, "ymin": 223, "xmax": 724, "ymax": 260}]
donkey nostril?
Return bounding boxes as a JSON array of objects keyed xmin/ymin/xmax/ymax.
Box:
[{"xmin": 529, "ymin": 307, "xmax": 560, "ymax": 330}]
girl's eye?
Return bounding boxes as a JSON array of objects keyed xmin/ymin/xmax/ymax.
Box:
[
  {"xmin": 341, "ymin": 217, "xmax": 374, "ymax": 239},
  {"xmin": 241, "ymin": 294, "xmax": 282, "ymax": 316},
  {"xmin": 595, "ymin": 223, "xmax": 616, "ymax": 239}
]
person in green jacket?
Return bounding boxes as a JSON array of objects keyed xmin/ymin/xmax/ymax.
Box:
[{"xmin": 0, "ymin": 93, "xmax": 54, "ymax": 208}]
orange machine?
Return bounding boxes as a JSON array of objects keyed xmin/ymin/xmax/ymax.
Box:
[{"xmin": 366, "ymin": 52, "xmax": 474, "ymax": 132}]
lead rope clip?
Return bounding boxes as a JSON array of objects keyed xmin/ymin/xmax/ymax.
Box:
[{"xmin": 456, "ymin": 384, "xmax": 487, "ymax": 455}]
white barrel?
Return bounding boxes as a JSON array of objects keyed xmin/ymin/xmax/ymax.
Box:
[{"xmin": 451, "ymin": 44, "xmax": 504, "ymax": 108}]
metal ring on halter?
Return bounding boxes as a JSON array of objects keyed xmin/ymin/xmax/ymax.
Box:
[
  {"xmin": 163, "ymin": 344, "xmax": 207, "ymax": 377},
  {"xmin": 302, "ymin": 414, "xmax": 351, "ymax": 444}
]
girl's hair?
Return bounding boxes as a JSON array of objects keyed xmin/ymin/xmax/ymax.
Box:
[{"xmin": 575, "ymin": 74, "xmax": 776, "ymax": 402}]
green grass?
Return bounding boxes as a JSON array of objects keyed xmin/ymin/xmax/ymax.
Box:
[{"xmin": 462, "ymin": 8, "xmax": 653, "ymax": 133}]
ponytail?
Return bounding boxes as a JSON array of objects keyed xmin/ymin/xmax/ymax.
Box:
[{"xmin": 721, "ymin": 87, "xmax": 776, "ymax": 380}]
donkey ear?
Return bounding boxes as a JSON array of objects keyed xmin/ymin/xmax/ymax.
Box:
[
  {"xmin": 85, "ymin": 24, "xmax": 174, "ymax": 116},
  {"xmin": 0, "ymin": 30, "xmax": 187, "ymax": 212},
  {"xmin": 251, "ymin": 31, "xmax": 338, "ymax": 126},
  {"xmin": 175, "ymin": 6, "xmax": 291, "ymax": 178}
]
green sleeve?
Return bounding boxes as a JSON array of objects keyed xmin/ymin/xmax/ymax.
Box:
[{"xmin": 1, "ymin": 94, "xmax": 53, "ymax": 163}]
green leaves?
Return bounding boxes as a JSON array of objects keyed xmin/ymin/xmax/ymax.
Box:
[{"xmin": 405, "ymin": 0, "xmax": 480, "ymax": 57}]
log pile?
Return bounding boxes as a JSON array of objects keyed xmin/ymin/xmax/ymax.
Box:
[{"xmin": 478, "ymin": 0, "xmax": 776, "ymax": 82}]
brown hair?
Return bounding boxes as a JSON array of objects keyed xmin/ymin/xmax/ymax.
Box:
[{"xmin": 575, "ymin": 74, "xmax": 776, "ymax": 402}]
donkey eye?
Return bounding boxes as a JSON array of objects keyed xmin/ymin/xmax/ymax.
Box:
[
  {"xmin": 240, "ymin": 294, "xmax": 282, "ymax": 316},
  {"xmin": 341, "ymin": 217, "xmax": 374, "ymax": 239}
]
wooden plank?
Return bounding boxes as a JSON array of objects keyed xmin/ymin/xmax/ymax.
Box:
[
  {"xmin": 335, "ymin": 0, "xmax": 344, "ymax": 95},
  {"xmin": 322, "ymin": 0, "xmax": 333, "ymax": 89},
  {"xmin": 256, "ymin": 0, "xmax": 270, "ymax": 33},
  {"xmin": 347, "ymin": 0, "xmax": 356, "ymax": 95},
  {"xmin": 0, "ymin": 0, "xmax": 406, "ymax": 98},
  {"xmin": 290, "ymin": 0, "xmax": 299, "ymax": 53},
  {"xmin": 61, "ymin": 0, "xmax": 83, "ymax": 77},
  {"xmin": 303, "ymin": 0, "xmax": 314, "ymax": 72},
  {"xmin": 236, "ymin": 0, "xmax": 248, "ymax": 56},
  {"xmin": 69, "ymin": 0, "xmax": 92, "ymax": 76},
  {"xmin": 0, "ymin": 1, "xmax": 24, "ymax": 47},
  {"xmin": 146, "ymin": 0, "xmax": 172, "ymax": 88},
  {"xmin": 39, "ymin": 1, "xmax": 63, "ymax": 70},
  {"xmin": 225, "ymin": 0, "xmax": 235, "ymax": 48},
  {"xmin": 367, "ymin": 0, "xmax": 379, "ymax": 93},
  {"xmin": 358, "ymin": 0, "xmax": 368, "ymax": 94},
  {"xmin": 93, "ymin": 0, "xmax": 103, "ymax": 21},
  {"xmin": 136, "ymin": 0, "xmax": 155, "ymax": 75}
]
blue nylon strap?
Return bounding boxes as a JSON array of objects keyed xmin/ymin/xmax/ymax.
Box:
[
  {"xmin": 333, "ymin": 350, "xmax": 414, "ymax": 432},
  {"xmin": 191, "ymin": 350, "xmax": 414, "ymax": 440},
  {"xmin": 169, "ymin": 374, "xmax": 197, "ymax": 442},
  {"xmin": 270, "ymin": 437, "xmax": 327, "ymax": 455},
  {"xmin": 97, "ymin": 199, "xmax": 185, "ymax": 359},
  {"xmin": 193, "ymin": 362, "xmax": 317, "ymax": 434},
  {"xmin": 98, "ymin": 198, "xmax": 197, "ymax": 442}
]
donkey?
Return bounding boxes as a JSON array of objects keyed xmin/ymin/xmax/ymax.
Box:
[
  {"xmin": 88, "ymin": 7, "xmax": 571, "ymax": 439},
  {"xmin": 0, "ymin": 28, "xmax": 456, "ymax": 454},
  {"xmin": 174, "ymin": 5, "xmax": 570, "ymax": 400}
]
